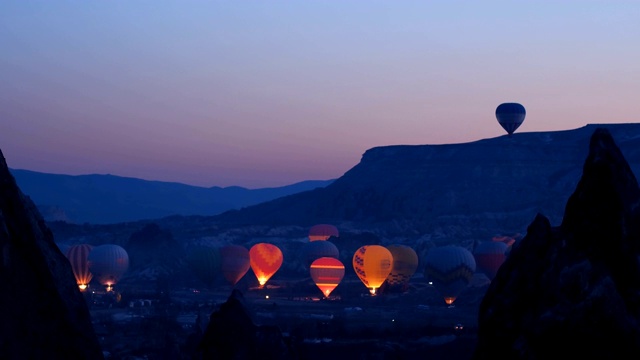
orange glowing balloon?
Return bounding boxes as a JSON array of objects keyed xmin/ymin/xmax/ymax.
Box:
[
  {"xmin": 249, "ymin": 243, "xmax": 283, "ymax": 287},
  {"xmin": 352, "ymin": 245, "xmax": 393, "ymax": 295},
  {"xmin": 308, "ymin": 224, "xmax": 339, "ymax": 241},
  {"xmin": 310, "ymin": 257, "xmax": 345, "ymax": 298},
  {"xmin": 65, "ymin": 244, "xmax": 93, "ymax": 291}
]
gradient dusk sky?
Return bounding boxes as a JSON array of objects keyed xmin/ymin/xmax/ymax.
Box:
[{"xmin": 1, "ymin": 2, "xmax": 639, "ymax": 188}]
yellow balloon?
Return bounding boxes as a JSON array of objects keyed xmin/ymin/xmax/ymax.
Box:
[
  {"xmin": 386, "ymin": 244, "xmax": 419, "ymax": 289},
  {"xmin": 353, "ymin": 245, "xmax": 393, "ymax": 295}
]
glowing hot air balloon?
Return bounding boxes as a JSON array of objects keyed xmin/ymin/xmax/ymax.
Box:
[
  {"xmin": 310, "ymin": 257, "xmax": 345, "ymax": 298},
  {"xmin": 385, "ymin": 244, "xmax": 419, "ymax": 292},
  {"xmin": 496, "ymin": 102, "xmax": 526, "ymax": 135},
  {"xmin": 308, "ymin": 224, "xmax": 339, "ymax": 241},
  {"xmin": 474, "ymin": 241, "xmax": 508, "ymax": 280},
  {"xmin": 424, "ymin": 245, "xmax": 476, "ymax": 305},
  {"xmin": 353, "ymin": 245, "xmax": 393, "ymax": 295},
  {"xmin": 220, "ymin": 245, "xmax": 250, "ymax": 286},
  {"xmin": 249, "ymin": 243, "xmax": 283, "ymax": 287},
  {"xmin": 187, "ymin": 245, "xmax": 222, "ymax": 288},
  {"xmin": 302, "ymin": 240, "xmax": 339, "ymax": 267},
  {"xmin": 87, "ymin": 244, "xmax": 129, "ymax": 292},
  {"xmin": 65, "ymin": 244, "xmax": 93, "ymax": 291}
]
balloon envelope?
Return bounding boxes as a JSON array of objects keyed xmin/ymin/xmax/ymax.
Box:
[
  {"xmin": 187, "ymin": 245, "xmax": 222, "ymax": 288},
  {"xmin": 87, "ymin": 244, "xmax": 129, "ymax": 290},
  {"xmin": 353, "ymin": 245, "xmax": 393, "ymax": 295},
  {"xmin": 308, "ymin": 224, "xmax": 339, "ymax": 241},
  {"xmin": 249, "ymin": 243, "xmax": 283, "ymax": 287},
  {"xmin": 424, "ymin": 245, "xmax": 476, "ymax": 305},
  {"xmin": 386, "ymin": 244, "xmax": 419, "ymax": 290},
  {"xmin": 310, "ymin": 257, "xmax": 345, "ymax": 298},
  {"xmin": 474, "ymin": 241, "xmax": 508, "ymax": 280},
  {"xmin": 302, "ymin": 240, "xmax": 339, "ymax": 267},
  {"xmin": 65, "ymin": 244, "xmax": 93, "ymax": 290},
  {"xmin": 496, "ymin": 102, "xmax": 526, "ymax": 135},
  {"xmin": 220, "ymin": 245, "xmax": 250, "ymax": 286}
]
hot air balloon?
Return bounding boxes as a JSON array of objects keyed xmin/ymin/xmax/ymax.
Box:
[
  {"xmin": 496, "ymin": 102, "xmax": 526, "ymax": 135},
  {"xmin": 310, "ymin": 257, "xmax": 345, "ymax": 298},
  {"xmin": 220, "ymin": 245, "xmax": 250, "ymax": 286},
  {"xmin": 249, "ymin": 243, "xmax": 283, "ymax": 287},
  {"xmin": 187, "ymin": 245, "xmax": 222, "ymax": 288},
  {"xmin": 385, "ymin": 244, "xmax": 419, "ymax": 292},
  {"xmin": 308, "ymin": 224, "xmax": 339, "ymax": 241},
  {"xmin": 474, "ymin": 241, "xmax": 508, "ymax": 280},
  {"xmin": 353, "ymin": 245, "xmax": 393, "ymax": 295},
  {"xmin": 87, "ymin": 244, "xmax": 129, "ymax": 292},
  {"xmin": 302, "ymin": 240, "xmax": 339, "ymax": 267},
  {"xmin": 65, "ymin": 244, "xmax": 93, "ymax": 291},
  {"xmin": 424, "ymin": 245, "xmax": 476, "ymax": 305}
]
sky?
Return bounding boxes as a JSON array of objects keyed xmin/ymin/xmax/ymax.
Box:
[{"xmin": 1, "ymin": 1, "xmax": 639, "ymax": 188}]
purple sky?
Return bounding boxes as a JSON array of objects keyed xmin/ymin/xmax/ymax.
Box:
[{"xmin": 1, "ymin": 2, "xmax": 639, "ymax": 188}]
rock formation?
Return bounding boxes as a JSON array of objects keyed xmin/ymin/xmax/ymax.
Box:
[
  {"xmin": 198, "ymin": 289, "xmax": 291, "ymax": 359},
  {"xmin": 0, "ymin": 149, "xmax": 104, "ymax": 359},
  {"xmin": 474, "ymin": 128, "xmax": 640, "ymax": 358}
]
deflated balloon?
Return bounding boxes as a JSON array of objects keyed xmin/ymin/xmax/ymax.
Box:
[
  {"xmin": 310, "ymin": 257, "xmax": 345, "ymax": 298},
  {"xmin": 496, "ymin": 102, "xmax": 526, "ymax": 135},
  {"xmin": 353, "ymin": 245, "xmax": 393, "ymax": 295},
  {"xmin": 220, "ymin": 245, "xmax": 250, "ymax": 286},
  {"xmin": 308, "ymin": 224, "xmax": 339, "ymax": 241},
  {"xmin": 424, "ymin": 245, "xmax": 476, "ymax": 305},
  {"xmin": 249, "ymin": 243, "xmax": 283, "ymax": 287}
]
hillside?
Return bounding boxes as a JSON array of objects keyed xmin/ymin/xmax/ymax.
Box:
[
  {"xmin": 209, "ymin": 123, "xmax": 640, "ymax": 243},
  {"xmin": 9, "ymin": 170, "xmax": 333, "ymax": 224}
]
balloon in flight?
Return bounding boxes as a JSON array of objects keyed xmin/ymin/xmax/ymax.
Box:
[
  {"xmin": 249, "ymin": 243, "xmax": 283, "ymax": 287},
  {"xmin": 424, "ymin": 245, "xmax": 476, "ymax": 305},
  {"xmin": 308, "ymin": 224, "xmax": 339, "ymax": 241},
  {"xmin": 496, "ymin": 102, "xmax": 526, "ymax": 135},
  {"xmin": 220, "ymin": 245, "xmax": 251, "ymax": 286},
  {"xmin": 87, "ymin": 244, "xmax": 129, "ymax": 292},
  {"xmin": 310, "ymin": 257, "xmax": 345, "ymax": 298},
  {"xmin": 353, "ymin": 245, "xmax": 393, "ymax": 295}
]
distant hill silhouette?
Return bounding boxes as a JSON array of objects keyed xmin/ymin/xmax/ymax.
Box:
[
  {"xmin": 9, "ymin": 170, "xmax": 334, "ymax": 224},
  {"xmin": 210, "ymin": 124, "xmax": 640, "ymax": 241}
]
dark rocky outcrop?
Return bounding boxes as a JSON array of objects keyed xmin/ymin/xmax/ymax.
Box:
[
  {"xmin": 474, "ymin": 128, "xmax": 640, "ymax": 358},
  {"xmin": 213, "ymin": 123, "xmax": 640, "ymax": 241},
  {"xmin": 0, "ymin": 149, "xmax": 104, "ymax": 359},
  {"xmin": 198, "ymin": 289, "xmax": 291, "ymax": 359}
]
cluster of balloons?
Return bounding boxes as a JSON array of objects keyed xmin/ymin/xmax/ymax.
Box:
[
  {"xmin": 186, "ymin": 242, "xmax": 283, "ymax": 289},
  {"xmin": 62, "ymin": 244, "xmax": 129, "ymax": 292}
]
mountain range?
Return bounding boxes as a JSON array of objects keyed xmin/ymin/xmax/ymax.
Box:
[
  {"xmin": 13, "ymin": 123, "xmax": 640, "ymax": 250},
  {"xmin": 9, "ymin": 170, "xmax": 334, "ymax": 224}
]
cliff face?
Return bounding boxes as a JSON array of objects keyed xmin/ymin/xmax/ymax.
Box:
[
  {"xmin": 0, "ymin": 149, "xmax": 103, "ymax": 359},
  {"xmin": 213, "ymin": 123, "xmax": 640, "ymax": 242},
  {"xmin": 474, "ymin": 128, "xmax": 640, "ymax": 358}
]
